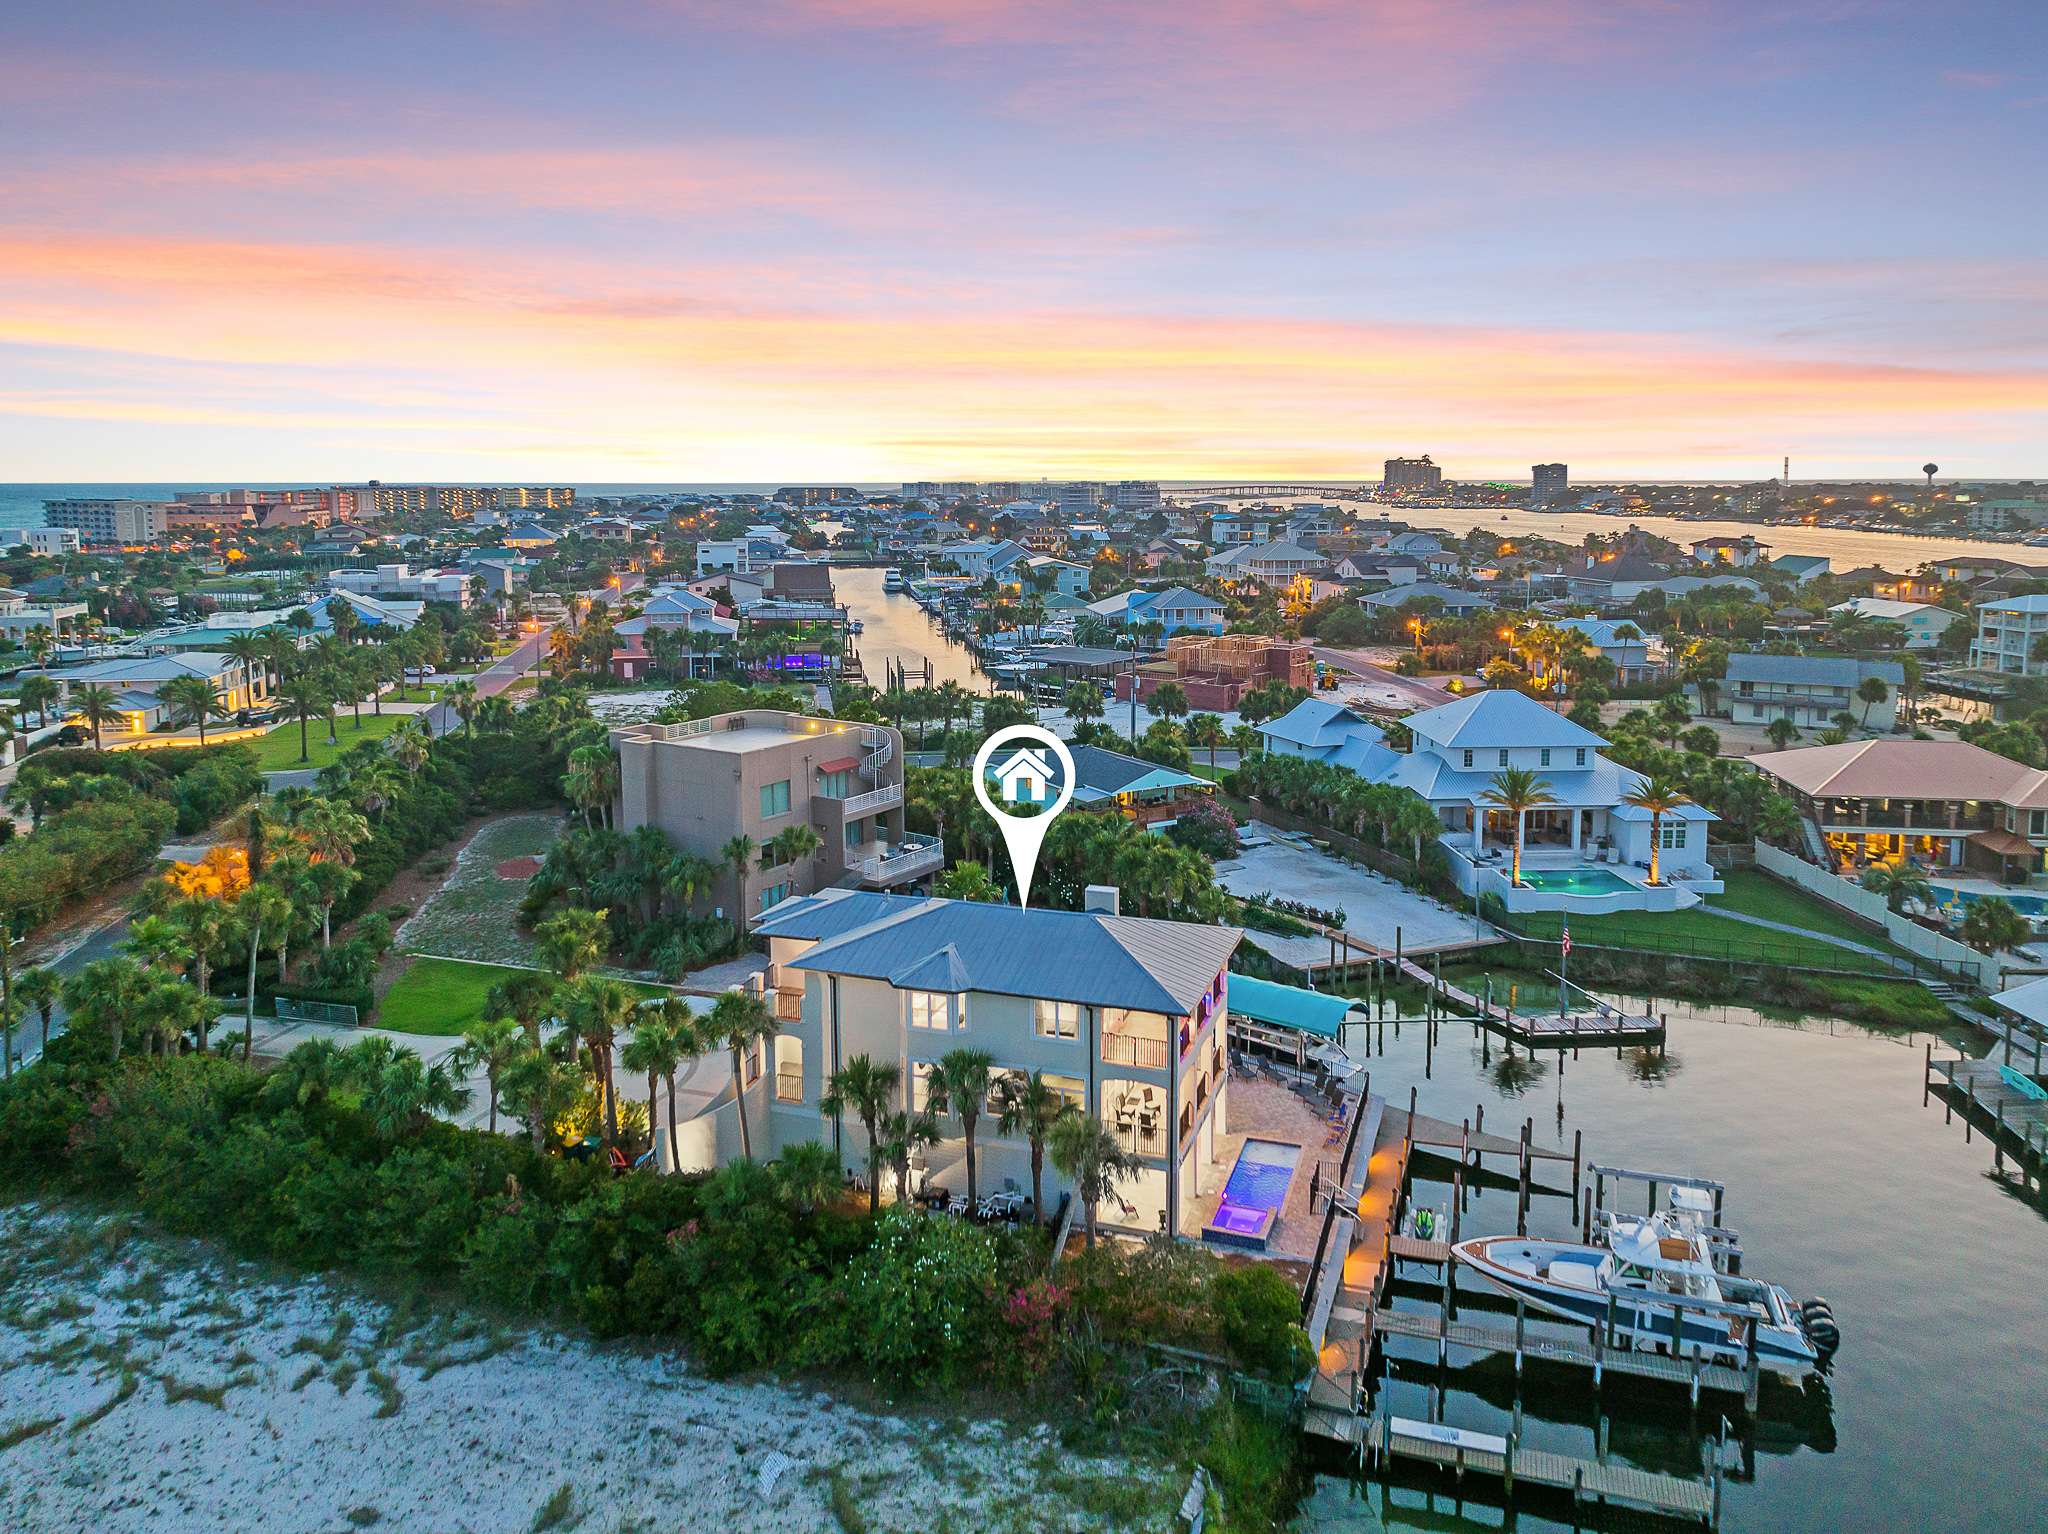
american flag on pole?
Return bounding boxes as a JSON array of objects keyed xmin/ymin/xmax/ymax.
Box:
[{"xmin": 1560, "ymin": 923, "xmax": 1572, "ymax": 958}]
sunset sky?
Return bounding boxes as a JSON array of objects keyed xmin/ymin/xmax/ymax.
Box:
[{"xmin": 4, "ymin": 1, "xmax": 2045, "ymax": 482}]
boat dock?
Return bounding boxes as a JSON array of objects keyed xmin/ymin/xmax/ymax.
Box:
[
  {"xmin": 1300, "ymin": 1095, "xmax": 1752, "ymax": 1525},
  {"xmin": 1361, "ymin": 1412, "xmax": 1722, "ymax": 1527},
  {"xmin": 1924, "ymin": 1045, "xmax": 2048, "ymax": 1177}
]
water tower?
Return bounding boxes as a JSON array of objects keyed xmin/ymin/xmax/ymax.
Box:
[{"xmin": 1923, "ymin": 462, "xmax": 1940, "ymax": 492}]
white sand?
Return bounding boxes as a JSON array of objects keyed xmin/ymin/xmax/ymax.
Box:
[{"xmin": 0, "ymin": 1203, "xmax": 1172, "ymax": 1534}]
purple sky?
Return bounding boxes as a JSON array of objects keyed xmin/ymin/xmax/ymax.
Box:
[{"xmin": 3, "ymin": 1, "xmax": 2044, "ymax": 481}]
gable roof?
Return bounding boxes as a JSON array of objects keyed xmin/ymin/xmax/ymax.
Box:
[
  {"xmin": 1359, "ymin": 581, "xmax": 1495, "ymax": 610},
  {"xmin": 1067, "ymin": 743, "xmax": 1207, "ymax": 800},
  {"xmin": 1749, "ymin": 739, "xmax": 2048, "ymax": 804},
  {"xmin": 1724, "ymin": 653, "xmax": 1903, "ymax": 687},
  {"xmin": 1135, "ymin": 585, "xmax": 1222, "ymax": 612},
  {"xmin": 784, "ymin": 897, "xmax": 1240, "ymax": 1014},
  {"xmin": 1260, "ymin": 697, "xmax": 1384, "ymax": 751},
  {"xmin": 1406, "ymin": 687, "xmax": 1609, "ymax": 752}
]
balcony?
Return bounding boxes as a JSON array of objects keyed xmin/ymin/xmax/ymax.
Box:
[
  {"xmin": 1101, "ymin": 1031, "xmax": 1168, "ymax": 1070},
  {"xmin": 853, "ymin": 833, "xmax": 943, "ymax": 886},
  {"xmin": 772, "ymin": 987, "xmax": 803, "ymax": 1023},
  {"xmin": 836, "ymin": 781, "xmax": 903, "ymax": 817}
]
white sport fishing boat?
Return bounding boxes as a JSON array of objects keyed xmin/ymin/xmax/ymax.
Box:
[
  {"xmin": 882, "ymin": 567, "xmax": 907, "ymax": 593},
  {"xmin": 1453, "ymin": 1187, "xmax": 1837, "ymax": 1375}
]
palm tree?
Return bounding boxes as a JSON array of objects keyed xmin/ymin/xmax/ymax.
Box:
[
  {"xmin": 721, "ymin": 833, "xmax": 756, "ymax": 929},
  {"xmin": 60, "ymin": 957, "xmax": 146, "ymax": 1060},
  {"xmin": 773, "ymin": 1140, "xmax": 843, "ymax": 1214},
  {"xmin": 764, "ymin": 824, "xmax": 822, "ymax": 883},
  {"xmin": 225, "ymin": 632, "xmax": 272, "ymax": 700},
  {"xmin": 233, "ymin": 883, "xmax": 294, "ymax": 1060},
  {"xmin": 535, "ymin": 907, "xmax": 608, "ymax": 981},
  {"xmin": 1764, "ymin": 716, "xmax": 1799, "ymax": 752},
  {"xmin": 14, "ymin": 966, "xmax": 57, "ymax": 1056},
  {"xmin": 447, "ymin": 678, "xmax": 480, "ymax": 740},
  {"xmin": 1388, "ymin": 794, "xmax": 1447, "ymax": 869},
  {"xmin": 707, "ymin": 987, "xmax": 776, "ymax": 1160},
  {"xmin": 280, "ymin": 672, "xmax": 328, "ymax": 763},
  {"xmin": 159, "ymin": 674, "xmax": 226, "ymax": 744},
  {"xmin": 24, "ymin": 623, "xmax": 57, "ymax": 667},
  {"xmin": 1960, "ymin": 895, "xmax": 2030, "ymax": 955},
  {"xmin": 297, "ymin": 798, "xmax": 368, "ymax": 946},
  {"xmin": 564, "ymin": 744, "xmax": 618, "ymax": 830},
  {"xmin": 485, "ymin": 969, "xmax": 559, "ymax": 1049},
  {"xmin": 1619, "ymin": 775, "xmax": 1691, "ymax": 886},
  {"xmin": 17, "ymin": 675, "xmax": 58, "ymax": 729},
  {"xmin": 454, "ymin": 1016, "xmax": 528, "ymax": 1136},
  {"xmin": 996, "ymin": 1071, "xmax": 1067, "ymax": 1225},
  {"xmin": 166, "ymin": 896, "xmax": 231, "ymax": 1049},
  {"xmin": 1860, "ymin": 861, "xmax": 1932, "ymax": 914},
  {"xmin": 875, "ymin": 1109, "xmax": 939, "ymax": 1206},
  {"xmin": 928, "ymin": 1049, "xmax": 996, "ymax": 1210},
  {"xmin": 1187, "ymin": 712, "xmax": 1225, "ymax": 769},
  {"xmin": 502, "ymin": 1049, "xmax": 584, "ymax": 1154},
  {"xmin": 1063, "ymin": 681, "xmax": 1105, "ymax": 731},
  {"xmin": 1049, "ymin": 1110, "xmax": 1141, "ymax": 1248},
  {"xmin": 390, "ymin": 719, "xmax": 430, "ymax": 778},
  {"xmin": 619, "ymin": 1004, "xmax": 689, "ymax": 1169},
  {"xmin": 1149, "ymin": 681, "xmax": 1189, "ymax": 723},
  {"xmin": 1856, "ymin": 675, "xmax": 1891, "ymax": 730},
  {"xmin": 820, "ymin": 1053, "xmax": 900, "ymax": 1214},
  {"xmin": 1478, "ymin": 767, "xmax": 1559, "ymax": 886},
  {"xmin": 359, "ymin": 1049, "xmax": 472, "ymax": 1141},
  {"xmin": 72, "ymin": 683, "xmax": 119, "ymax": 750},
  {"xmin": 563, "ymin": 975, "xmax": 637, "ymax": 1146}
]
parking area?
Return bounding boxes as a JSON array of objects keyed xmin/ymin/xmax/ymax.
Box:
[{"xmin": 1214, "ymin": 828, "xmax": 1483, "ymax": 961}]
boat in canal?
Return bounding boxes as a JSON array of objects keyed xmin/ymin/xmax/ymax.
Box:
[
  {"xmin": 882, "ymin": 567, "xmax": 907, "ymax": 592},
  {"xmin": 1453, "ymin": 1193, "xmax": 1835, "ymax": 1375}
]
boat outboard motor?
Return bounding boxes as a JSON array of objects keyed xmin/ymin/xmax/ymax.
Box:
[{"xmin": 1799, "ymin": 1296, "xmax": 1841, "ymax": 1354}]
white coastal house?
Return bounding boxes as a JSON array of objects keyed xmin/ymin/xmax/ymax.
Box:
[
  {"xmin": 1259, "ymin": 689, "xmax": 1720, "ymax": 912},
  {"xmin": 680, "ymin": 890, "xmax": 1247, "ymax": 1240}
]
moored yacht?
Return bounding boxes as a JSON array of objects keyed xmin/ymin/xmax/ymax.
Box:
[
  {"xmin": 882, "ymin": 567, "xmax": 907, "ymax": 592},
  {"xmin": 1453, "ymin": 1192, "xmax": 1835, "ymax": 1375}
]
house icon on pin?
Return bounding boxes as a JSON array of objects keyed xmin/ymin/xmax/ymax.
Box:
[{"xmin": 990, "ymin": 746, "xmax": 1055, "ymax": 805}]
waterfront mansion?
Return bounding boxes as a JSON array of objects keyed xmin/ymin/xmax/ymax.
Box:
[
  {"xmin": 686, "ymin": 889, "xmax": 1242, "ymax": 1238},
  {"xmin": 1260, "ymin": 688, "xmax": 1719, "ymax": 910}
]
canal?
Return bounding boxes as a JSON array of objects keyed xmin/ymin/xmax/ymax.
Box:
[
  {"xmin": 1289, "ymin": 992, "xmax": 2047, "ymax": 1533},
  {"xmin": 835, "ymin": 564, "xmax": 992, "ymax": 694}
]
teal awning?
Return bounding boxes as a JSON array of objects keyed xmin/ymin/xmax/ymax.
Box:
[{"xmin": 1228, "ymin": 974, "xmax": 1359, "ymax": 1041}]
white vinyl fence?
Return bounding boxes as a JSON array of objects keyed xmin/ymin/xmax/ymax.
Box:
[{"xmin": 1753, "ymin": 842, "xmax": 2004, "ymax": 988}]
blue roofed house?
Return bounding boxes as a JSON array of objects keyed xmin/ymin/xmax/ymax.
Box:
[
  {"xmin": 1257, "ymin": 698, "xmax": 1402, "ymax": 775},
  {"xmin": 1358, "ymin": 581, "xmax": 1496, "ymax": 615},
  {"xmin": 1067, "ymin": 743, "xmax": 1216, "ymax": 827},
  {"xmin": 718, "ymin": 889, "xmax": 1243, "ymax": 1239},
  {"xmin": 1089, "ymin": 585, "xmax": 1226, "ymax": 637},
  {"xmin": 1717, "ymin": 652, "xmax": 1905, "ymax": 730},
  {"xmin": 1263, "ymin": 688, "xmax": 1718, "ymax": 912},
  {"xmin": 1548, "ymin": 617, "xmax": 1659, "ymax": 684}
]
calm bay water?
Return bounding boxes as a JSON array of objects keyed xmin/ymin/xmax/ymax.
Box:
[
  {"xmin": 833, "ymin": 565, "xmax": 987, "ymax": 693},
  {"xmin": 1293, "ymin": 996, "xmax": 2045, "ymax": 1534}
]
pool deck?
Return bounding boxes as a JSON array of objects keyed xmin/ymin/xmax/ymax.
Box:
[{"xmin": 1182, "ymin": 1075, "xmax": 1349, "ymax": 1260}]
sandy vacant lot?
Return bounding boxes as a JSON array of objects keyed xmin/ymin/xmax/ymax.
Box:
[{"xmin": 0, "ymin": 1204, "xmax": 1172, "ymax": 1534}]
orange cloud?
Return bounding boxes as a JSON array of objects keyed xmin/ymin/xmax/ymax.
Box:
[{"xmin": 3, "ymin": 228, "xmax": 2042, "ymax": 479}]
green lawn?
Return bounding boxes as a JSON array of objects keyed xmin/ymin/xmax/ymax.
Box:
[
  {"xmin": 374, "ymin": 956, "xmax": 667, "ymax": 1036},
  {"xmin": 249, "ymin": 711, "xmax": 414, "ymax": 771},
  {"xmin": 1703, "ymin": 869, "xmax": 1904, "ymax": 951}
]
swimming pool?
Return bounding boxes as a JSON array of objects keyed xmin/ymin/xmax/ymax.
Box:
[
  {"xmin": 1929, "ymin": 884, "xmax": 2048, "ymax": 920},
  {"xmin": 1514, "ymin": 868, "xmax": 1638, "ymax": 895},
  {"xmin": 1204, "ymin": 1138, "xmax": 1303, "ymax": 1250}
]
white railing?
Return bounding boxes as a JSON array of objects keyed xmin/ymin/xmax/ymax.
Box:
[
  {"xmin": 838, "ymin": 781, "xmax": 903, "ymax": 817},
  {"xmin": 855, "ymin": 834, "xmax": 943, "ymax": 884},
  {"xmin": 1754, "ymin": 841, "xmax": 2002, "ymax": 987}
]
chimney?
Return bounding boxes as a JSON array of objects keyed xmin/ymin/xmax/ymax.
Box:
[{"xmin": 1084, "ymin": 885, "xmax": 1121, "ymax": 917}]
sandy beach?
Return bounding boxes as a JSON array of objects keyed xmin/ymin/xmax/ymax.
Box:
[{"xmin": 0, "ymin": 1203, "xmax": 1172, "ymax": 1534}]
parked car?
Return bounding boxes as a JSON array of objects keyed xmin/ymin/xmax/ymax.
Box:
[{"xmin": 54, "ymin": 724, "xmax": 88, "ymax": 746}]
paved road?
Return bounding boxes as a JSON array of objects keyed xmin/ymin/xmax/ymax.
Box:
[
  {"xmin": 422, "ymin": 627, "xmax": 550, "ymax": 740},
  {"xmin": 9, "ymin": 906, "xmax": 133, "ymax": 1071},
  {"xmin": 1312, "ymin": 646, "xmax": 1458, "ymax": 713}
]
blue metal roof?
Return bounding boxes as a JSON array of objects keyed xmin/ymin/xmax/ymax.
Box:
[
  {"xmin": 1067, "ymin": 743, "xmax": 1207, "ymax": 800},
  {"xmin": 788, "ymin": 898, "xmax": 1241, "ymax": 1015},
  {"xmin": 1406, "ymin": 688, "xmax": 1609, "ymax": 752}
]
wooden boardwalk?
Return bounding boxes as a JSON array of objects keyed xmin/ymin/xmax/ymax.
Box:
[
  {"xmin": 1926, "ymin": 1049, "xmax": 2048, "ymax": 1171},
  {"xmin": 1369, "ymin": 1309, "xmax": 1760, "ymax": 1399},
  {"xmin": 1392, "ymin": 956, "xmax": 1666, "ymax": 1049},
  {"xmin": 1364, "ymin": 1414, "xmax": 1719, "ymax": 1526}
]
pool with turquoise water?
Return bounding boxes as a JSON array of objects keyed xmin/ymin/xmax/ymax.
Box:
[{"xmin": 1513, "ymin": 868, "xmax": 1637, "ymax": 895}]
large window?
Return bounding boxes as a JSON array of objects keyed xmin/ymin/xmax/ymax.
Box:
[
  {"xmin": 759, "ymin": 779, "xmax": 791, "ymax": 818},
  {"xmin": 1043, "ymin": 1073, "xmax": 1086, "ymax": 1112},
  {"xmin": 776, "ymin": 1036, "xmax": 804, "ymax": 1102},
  {"xmin": 1035, "ymin": 999, "xmax": 1080, "ymax": 1040},
  {"xmin": 908, "ymin": 991, "xmax": 951, "ymax": 1030},
  {"xmin": 758, "ymin": 881, "xmax": 789, "ymax": 912},
  {"xmin": 1659, "ymin": 822, "xmax": 1687, "ymax": 850},
  {"xmin": 818, "ymin": 769, "xmax": 851, "ymax": 799}
]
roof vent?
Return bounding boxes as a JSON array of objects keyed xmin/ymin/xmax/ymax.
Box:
[{"xmin": 1084, "ymin": 885, "xmax": 1121, "ymax": 917}]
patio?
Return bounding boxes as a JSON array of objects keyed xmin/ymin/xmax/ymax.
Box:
[{"xmin": 1179, "ymin": 1071, "xmax": 1351, "ymax": 1262}]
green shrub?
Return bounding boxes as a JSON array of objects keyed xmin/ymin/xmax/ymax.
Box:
[{"xmin": 1211, "ymin": 1262, "xmax": 1313, "ymax": 1380}]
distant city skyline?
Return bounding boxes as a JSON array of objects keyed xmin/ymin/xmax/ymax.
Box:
[{"xmin": 3, "ymin": 3, "xmax": 2044, "ymax": 480}]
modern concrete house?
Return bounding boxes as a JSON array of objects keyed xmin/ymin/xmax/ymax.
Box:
[
  {"xmin": 723, "ymin": 888, "xmax": 1243, "ymax": 1237},
  {"xmin": 609, "ymin": 710, "xmax": 940, "ymax": 917}
]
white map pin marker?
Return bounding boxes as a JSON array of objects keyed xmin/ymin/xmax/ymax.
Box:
[{"xmin": 972, "ymin": 724, "xmax": 1076, "ymax": 910}]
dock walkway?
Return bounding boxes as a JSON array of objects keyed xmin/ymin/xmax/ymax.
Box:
[
  {"xmin": 1926, "ymin": 1050, "xmax": 2048, "ymax": 1171},
  {"xmin": 1391, "ymin": 955, "xmax": 1666, "ymax": 1049}
]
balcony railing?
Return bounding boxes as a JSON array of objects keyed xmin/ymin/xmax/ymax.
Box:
[
  {"xmin": 853, "ymin": 833, "xmax": 943, "ymax": 885},
  {"xmin": 836, "ymin": 781, "xmax": 903, "ymax": 817},
  {"xmin": 775, "ymin": 1067, "xmax": 803, "ymax": 1103},
  {"xmin": 772, "ymin": 988, "xmax": 803, "ymax": 1023},
  {"xmin": 1101, "ymin": 1032, "xmax": 1168, "ymax": 1070}
]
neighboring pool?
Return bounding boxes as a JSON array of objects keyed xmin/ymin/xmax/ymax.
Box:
[
  {"xmin": 1515, "ymin": 868, "xmax": 1637, "ymax": 895},
  {"xmin": 1929, "ymin": 884, "xmax": 2048, "ymax": 920},
  {"xmin": 1204, "ymin": 1138, "xmax": 1303, "ymax": 1251}
]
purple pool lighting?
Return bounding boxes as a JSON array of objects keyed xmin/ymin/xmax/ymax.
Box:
[{"xmin": 1203, "ymin": 1138, "xmax": 1303, "ymax": 1250}]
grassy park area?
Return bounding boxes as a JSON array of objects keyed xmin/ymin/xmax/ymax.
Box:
[
  {"xmin": 248, "ymin": 711, "xmax": 415, "ymax": 771},
  {"xmin": 375, "ymin": 956, "xmax": 666, "ymax": 1035}
]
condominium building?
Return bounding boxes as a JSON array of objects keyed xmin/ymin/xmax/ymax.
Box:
[
  {"xmin": 733, "ymin": 888, "xmax": 1242, "ymax": 1236},
  {"xmin": 43, "ymin": 499, "xmax": 170, "ymax": 545},
  {"xmin": 1970, "ymin": 594, "xmax": 2048, "ymax": 676},
  {"xmin": 1381, "ymin": 455, "xmax": 1443, "ymax": 496},
  {"xmin": 1531, "ymin": 463, "xmax": 1569, "ymax": 506},
  {"xmin": 327, "ymin": 564, "xmax": 474, "ymax": 607},
  {"xmin": 609, "ymin": 710, "xmax": 940, "ymax": 917}
]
